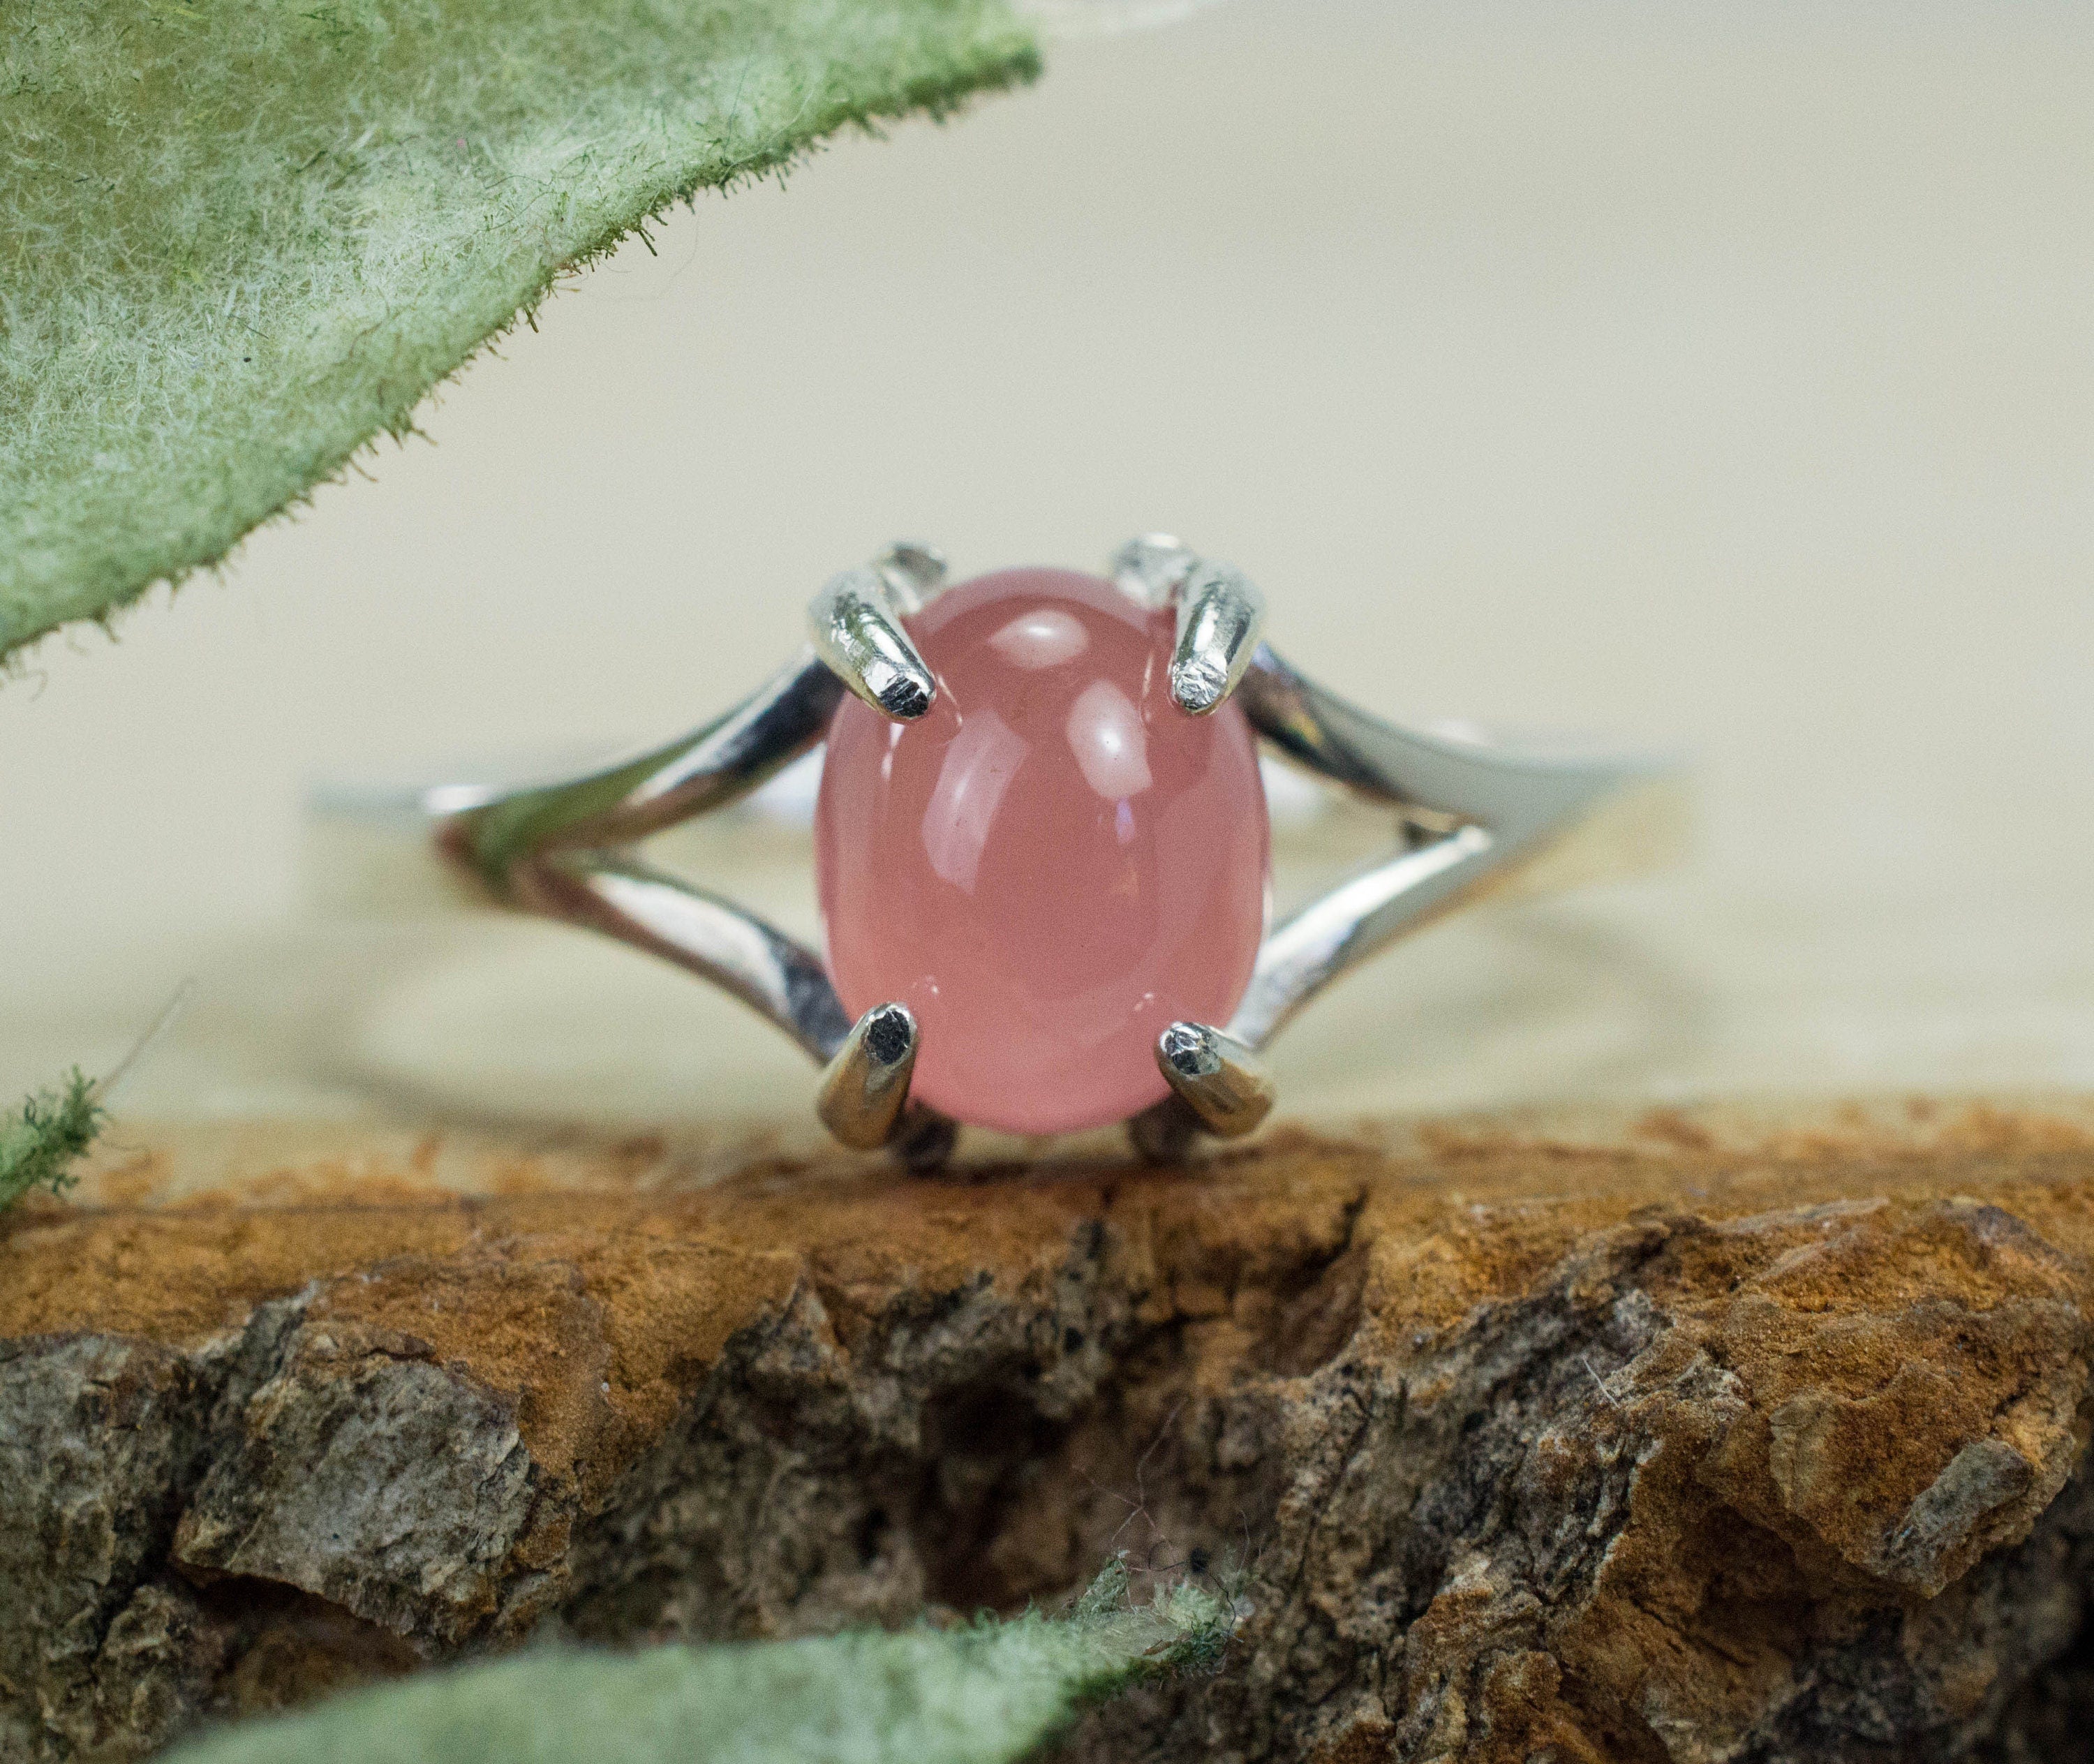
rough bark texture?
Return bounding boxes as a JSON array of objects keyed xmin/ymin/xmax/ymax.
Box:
[{"xmin": 4, "ymin": 1104, "xmax": 2094, "ymax": 1761}]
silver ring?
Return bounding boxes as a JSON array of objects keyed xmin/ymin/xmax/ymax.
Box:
[{"xmin": 309, "ymin": 537, "xmax": 1686, "ymax": 1167}]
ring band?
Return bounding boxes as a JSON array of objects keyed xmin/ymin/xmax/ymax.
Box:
[{"xmin": 306, "ymin": 537, "xmax": 1687, "ymax": 1164}]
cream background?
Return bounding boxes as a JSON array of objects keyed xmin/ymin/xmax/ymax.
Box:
[{"xmin": 2, "ymin": 0, "xmax": 2090, "ymax": 1151}]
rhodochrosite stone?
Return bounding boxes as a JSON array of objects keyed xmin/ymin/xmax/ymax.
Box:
[{"xmin": 816, "ymin": 568, "xmax": 1270, "ymax": 1136}]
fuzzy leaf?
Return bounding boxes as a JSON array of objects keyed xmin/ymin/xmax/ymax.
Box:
[
  {"xmin": 0, "ymin": 0, "xmax": 1038, "ymax": 660},
  {"xmin": 0, "ymin": 1069, "xmax": 103, "ymax": 1209},
  {"xmin": 163, "ymin": 1565, "xmax": 1231, "ymax": 1764}
]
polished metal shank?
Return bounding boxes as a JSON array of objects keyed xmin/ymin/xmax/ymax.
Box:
[
  {"xmin": 449, "ymin": 652, "xmax": 842, "ymax": 877},
  {"xmin": 437, "ymin": 652, "xmax": 854, "ymax": 1064},
  {"xmin": 1229, "ymin": 644, "xmax": 1672, "ymax": 1048}
]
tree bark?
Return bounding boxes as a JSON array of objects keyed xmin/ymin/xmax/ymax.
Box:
[{"xmin": 3, "ymin": 1104, "xmax": 2093, "ymax": 1762}]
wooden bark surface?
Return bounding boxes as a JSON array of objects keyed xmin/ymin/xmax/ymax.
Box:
[{"xmin": 4, "ymin": 1104, "xmax": 2094, "ymax": 1762}]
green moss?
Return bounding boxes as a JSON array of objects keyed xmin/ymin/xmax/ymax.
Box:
[
  {"xmin": 0, "ymin": 0, "xmax": 1039, "ymax": 662},
  {"xmin": 0, "ymin": 1069, "xmax": 103, "ymax": 1209},
  {"xmin": 164, "ymin": 1564, "xmax": 1232, "ymax": 1764}
]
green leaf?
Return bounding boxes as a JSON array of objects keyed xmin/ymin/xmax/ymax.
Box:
[
  {"xmin": 162, "ymin": 1564, "xmax": 1233, "ymax": 1764},
  {"xmin": 0, "ymin": 1069, "xmax": 104, "ymax": 1210},
  {"xmin": 0, "ymin": 0, "xmax": 1039, "ymax": 662}
]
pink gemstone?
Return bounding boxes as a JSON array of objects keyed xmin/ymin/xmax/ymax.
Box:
[{"xmin": 815, "ymin": 567, "xmax": 1270, "ymax": 1136}]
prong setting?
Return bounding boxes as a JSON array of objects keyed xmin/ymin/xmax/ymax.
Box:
[
  {"xmin": 817, "ymin": 1002, "xmax": 921, "ymax": 1149},
  {"xmin": 1154, "ymin": 1021, "xmax": 1275, "ymax": 1139},
  {"xmin": 419, "ymin": 536, "xmax": 1675, "ymax": 1164},
  {"xmin": 809, "ymin": 565, "xmax": 937, "ymax": 721},
  {"xmin": 1108, "ymin": 537, "xmax": 1266, "ymax": 715},
  {"xmin": 1109, "ymin": 533, "xmax": 1199, "ymax": 610},
  {"xmin": 1168, "ymin": 561, "xmax": 1266, "ymax": 716},
  {"xmin": 875, "ymin": 540, "xmax": 947, "ymax": 613}
]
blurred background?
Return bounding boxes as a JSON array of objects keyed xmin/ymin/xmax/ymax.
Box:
[{"xmin": 2, "ymin": 0, "xmax": 2089, "ymax": 1154}]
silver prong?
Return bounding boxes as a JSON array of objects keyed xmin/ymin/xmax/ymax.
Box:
[
  {"xmin": 1169, "ymin": 562, "xmax": 1266, "ymax": 716},
  {"xmin": 808, "ymin": 568, "xmax": 937, "ymax": 721},
  {"xmin": 1154, "ymin": 1021, "xmax": 1274, "ymax": 1138},
  {"xmin": 817, "ymin": 1002, "xmax": 919, "ymax": 1148},
  {"xmin": 1109, "ymin": 533, "xmax": 1199, "ymax": 610},
  {"xmin": 875, "ymin": 541, "xmax": 947, "ymax": 613}
]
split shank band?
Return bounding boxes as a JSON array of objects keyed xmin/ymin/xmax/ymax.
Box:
[{"xmin": 345, "ymin": 537, "xmax": 1684, "ymax": 1165}]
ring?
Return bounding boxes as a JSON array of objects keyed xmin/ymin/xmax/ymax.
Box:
[{"xmin": 311, "ymin": 536, "xmax": 1685, "ymax": 1167}]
